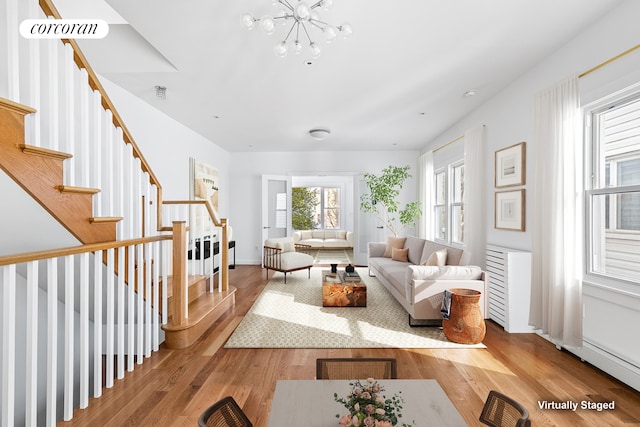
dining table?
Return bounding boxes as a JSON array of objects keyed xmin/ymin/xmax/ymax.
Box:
[{"xmin": 267, "ymin": 379, "xmax": 467, "ymax": 426}]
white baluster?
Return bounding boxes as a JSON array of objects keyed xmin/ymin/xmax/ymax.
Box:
[
  {"xmin": 145, "ymin": 242, "xmax": 152, "ymax": 357},
  {"xmin": 102, "ymin": 109, "xmax": 114, "ymax": 217},
  {"xmin": 46, "ymin": 257, "xmax": 58, "ymax": 425},
  {"xmin": 105, "ymin": 249, "xmax": 115, "ymax": 388},
  {"xmin": 152, "ymin": 241, "xmax": 160, "ymax": 350},
  {"xmin": 25, "ymin": 261, "xmax": 38, "ymax": 427},
  {"xmin": 117, "ymin": 246, "xmax": 125, "ymax": 379},
  {"xmin": 123, "ymin": 142, "xmax": 133, "ymax": 240},
  {"xmin": 1, "ymin": 265, "xmax": 16, "ymax": 426},
  {"xmin": 79, "ymin": 70, "xmax": 91, "ymax": 188},
  {"xmin": 114, "ymin": 129, "xmax": 125, "ymax": 240},
  {"xmin": 79, "ymin": 252, "xmax": 90, "ymax": 408},
  {"xmin": 61, "ymin": 43, "xmax": 75, "ymax": 185},
  {"xmin": 91, "ymin": 90, "xmax": 102, "ymax": 214},
  {"xmin": 64, "ymin": 255, "xmax": 74, "ymax": 421},
  {"xmin": 5, "ymin": 0, "xmax": 19, "ymax": 101},
  {"xmin": 162, "ymin": 240, "xmax": 169, "ymax": 325},
  {"xmin": 93, "ymin": 250, "xmax": 103, "ymax": 398},
  {"xmin": 136, "ymin": 244, "xmax": 144, "ymax": 364},
  {"xmin": 127, "ymin": 242, "xmax": 135, "ymax": 372},
  {"xmin": 44, "ymin": 37, "xmax": 59, "ymax": 151},
  {"xmin": 25, "ymin": 0, "xmax": 42, "ymax": 148}
]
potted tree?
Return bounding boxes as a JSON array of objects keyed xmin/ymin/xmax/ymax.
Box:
[{"xmin": 360, "ymin": 165, "xmax": 421, "ymax": 237}]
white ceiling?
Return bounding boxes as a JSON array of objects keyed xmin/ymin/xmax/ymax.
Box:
[{"xmin": 53, "ymin": 0, "xmax": 624, "ymax": 152}]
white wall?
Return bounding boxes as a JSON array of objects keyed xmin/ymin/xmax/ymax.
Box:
[
  {"xmin": 229, "ymin": 150, "xmax": 420, "ymax": 264},
  {"xmin": 98, "ymin": 76, "xmax": 231, "ymax": 216},
  {"xmin": 423, "ymin": 0, "xmax": 640, "ymax": 391},
  {"xmin": 423, "ymin": 0, "xmax": 640, "ymax": 253}
]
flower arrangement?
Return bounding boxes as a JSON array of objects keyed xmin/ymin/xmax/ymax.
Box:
[{"xmin": 334, "ymin": 378, "xmax": 414, "ymax": 427}]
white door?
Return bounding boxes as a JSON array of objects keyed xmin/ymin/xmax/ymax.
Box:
[
  {"xmin": 353, "ymin": 176, "xmax": 384, "ymax": 266},
  {"xmin": 261, "ymin": 175, "xmax": 292, "ymax": 246}
]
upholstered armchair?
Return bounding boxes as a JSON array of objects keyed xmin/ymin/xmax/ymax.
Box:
[{"xmin": 263, "ymin": 237, "xmax": 314, "ymax": 283}]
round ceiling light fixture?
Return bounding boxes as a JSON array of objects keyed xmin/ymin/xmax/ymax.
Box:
[{"xmin": 309, "ymin": 128, "xmax": 331, "ymax": 140}]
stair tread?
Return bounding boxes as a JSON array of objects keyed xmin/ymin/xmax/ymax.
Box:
[
  {"xmin": 89, "ymin": 216, "xmax": 124, "ymax": 223},
  {"xmin": 20, "ymin": 144, "xmax": 72, "ymax": 160},
  {"xmin": 163, "ymin": 286, "xmax": 236, "ymax": 331},
  {"xmin": 57, "ymin": 185, "xmax": 101, "ymax": 194}
]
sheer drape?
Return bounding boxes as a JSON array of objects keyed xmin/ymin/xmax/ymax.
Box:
[
  {"xmin": 530, "ymin": 75, "xmax": 583, "ymax": 348},
  {"xmin": 418, "ymin": 151, "xmax": 434, "ymax": 239},
  {"xmin": 463, "ymin": 125, "xmax": 486, "ymax": 267}
]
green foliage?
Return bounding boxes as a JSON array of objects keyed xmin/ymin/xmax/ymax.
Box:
[
  {"xmin": 360, "ymin": 165, "xmax": 422, "ymax": 236},
  {"xmin": 292, "ymin": 187, "xmax": 318, "ymax": 230}
]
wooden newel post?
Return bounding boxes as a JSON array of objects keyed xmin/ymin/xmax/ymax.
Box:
[
  {"xmin": 172, "ymin": 221, "xmax": 187, "ymax": 326},
  {"xmin": 221, "ymin": 218, "xmax": 229, "ymax": 292}
]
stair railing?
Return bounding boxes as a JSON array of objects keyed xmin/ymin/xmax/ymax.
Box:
[
  {"xmin": 1, "ymin": 0, "xmax": 231, "ymax": 425},
  {"xmin": 0, "ymin": 233, "xmax": 175, "ymax": 426}
]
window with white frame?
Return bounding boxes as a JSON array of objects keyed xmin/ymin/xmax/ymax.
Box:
[
  {"xmin": 587, "ymin": 93, "xmax": 640, "ymax": 284},
  {"xmin": 434, "ymin": 162, "xmax": 465, "ymax": 244}
]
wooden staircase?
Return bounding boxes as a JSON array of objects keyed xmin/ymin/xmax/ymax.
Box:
[
  {"xmin": 0, "ymin": 98, "xmax": 121, "ymax": 244},
  {"xmin": 161, "ymin": 274, "xmax": 236, "ymax": 349}
]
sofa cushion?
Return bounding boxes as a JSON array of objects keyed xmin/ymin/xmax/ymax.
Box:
[
  {"xmin": 336, "ymin": 230, "xmax": 347, "ymax": 239},
  {"xmin": 423, "ymin": 248, "xmax": 447, "ymax": 266},
  {"xmin": 280, "ymin": 252, "xmax": 314, "ymax": 270},
  {"xmin": 392, "ymin": 247, "xmax": 409, "ymax": 262},
  {"xmin": 312, "ymin": 230, "xmax": 325, "ymax": 238},
  {"xmin": 403, "ymin": 236, "xmax": 426, "ymax": 265},
  {"xmin": 265, "ymin": 237, "xmax": 295, "ymax": 253},
  {"xmin": 324, "ymin": 238, "xmax": 350, "ymax": 248},
  {"xmin": 383, "ymin": 236, "xmax": 406, "ymax": 258},
  {"xmin": 406, "ymin": 265, "xmax": 483, "ymax": 281},
  {"xmin": 324, "ymin": 230, "xmax": 338, "ymax": 239},
  {"xmin": 300, "ymin": 230, "xmax": 313, "ymax": 240},
  {"xmin": 370, "ymin": 257, "xmax": 410, "ymax": 298}
]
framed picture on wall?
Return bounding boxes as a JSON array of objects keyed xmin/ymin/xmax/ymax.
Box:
[
  {"xmin": 495, "ymin": 142, "xmax": 526, "ymax": 188},
  {"xmin": 495, "ymin": 189, "xmax": 525, "ymax": 231}
]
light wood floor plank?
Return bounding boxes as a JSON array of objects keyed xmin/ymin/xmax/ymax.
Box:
[{"xmin": 58, "ymin": 265, "xmax": 640, "ymax": 426}]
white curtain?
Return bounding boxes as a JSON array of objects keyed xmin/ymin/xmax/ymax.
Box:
[
  {"xmin": 418, "ymin": 151, "xmax": 434, "ymax": 239},
  {"xmin": 463, "ymin": 125, "xmax": 486, "ymax": 268},
  {"xmin": 530, "ymin": 75, "xmax": 583, "ymax": 348}
]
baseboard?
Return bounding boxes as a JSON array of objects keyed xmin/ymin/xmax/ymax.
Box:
[{"xmin": 568, "ymin": 342, "xmax": 640, "ymax": 392}]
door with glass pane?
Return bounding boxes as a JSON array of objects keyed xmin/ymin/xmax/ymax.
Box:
[{"xmin": 261, "ymin": 175, "xmax": 292, "ymax": 246}]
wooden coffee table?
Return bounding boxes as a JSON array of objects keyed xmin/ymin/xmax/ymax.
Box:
[{"xmin": 322, "ymin": 270, "xmax": 367, "ymax": 307}]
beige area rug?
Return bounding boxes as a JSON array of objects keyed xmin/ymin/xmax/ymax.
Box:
[
  {"xmin": 224, "ymin": 268, "xmax": 486, "ymax": 349},
  {"xmin": 311, "ymin": 249, "xmax": 353, "ymax": 265}
]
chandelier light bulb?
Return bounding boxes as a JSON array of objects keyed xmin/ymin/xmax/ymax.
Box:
[
  {"xmin": 310, "ymin": 42, "xmax": 321, "ymax": 59},
  {"xmin": 260, "ymin": 15, "xmax": 276, "ymax": 34},
  {"xmin": 324, "ymin": 25, "xmax": 337, "ymax": 43},
  {"xmin": 339, "ymin": 23, "xmax": 353, "ymax": 38},
  {"xmin": 241, "ymin": 13, "xmax": 256, "ymax": 30},
  {"xmin": 294, "ymin": 40, "xmax": 303, "ymax": 54},
  {"xmin": 310, "ymin": 11, "xmax": 320, "ymax": 22},
  {"xmin": 294, "ymin": 2, "xmax": 311, "ymax": 21},
  {"xmin": 274, "ymin": 41, "xmax": 288, "ymax": 57},
  {"xmin": 321, "ymin": 0, "xmax": 334, "ymax": 10}
]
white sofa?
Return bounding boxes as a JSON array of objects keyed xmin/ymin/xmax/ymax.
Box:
[
  {"xmin": 292, "ymin": 229, "xmax": 353, "ymax": 249},
  {"xmin": 368, "ymin": 236, "xmax": 489, "ymax": 325}
]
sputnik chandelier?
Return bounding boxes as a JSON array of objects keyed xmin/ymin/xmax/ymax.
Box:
[{"xmin": 241, "ymin": 0, "xmax": 352, "ymax": 59}]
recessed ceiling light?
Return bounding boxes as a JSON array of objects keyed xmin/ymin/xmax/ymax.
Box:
[
  {"xmin": 309, "ymin": 128, "xmax": 331, "ymax": 140},
  {"xmin": 464, "ymin": 89, "xmax": 477, "ymax": 97}
]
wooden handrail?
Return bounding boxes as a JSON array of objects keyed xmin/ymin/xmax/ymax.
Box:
[
  {"xmin": 0, "ymin": 235, "xmax": 171, "ymax": 266},
  {"xmin": 162, "ymin": 199, "xmax": 229, "ymax": 291},
  {"xmin": 162, "ymin": 199, "xmax": 222, "ymax": 226},
  {"xmin": 38, "ymin": 0, "xmax": 163, "ymax": 220}
]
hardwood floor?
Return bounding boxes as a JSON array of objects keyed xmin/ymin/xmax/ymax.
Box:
[{"xmin": 60, "ymin": 265, "xmax": 640, "ymax": 426}]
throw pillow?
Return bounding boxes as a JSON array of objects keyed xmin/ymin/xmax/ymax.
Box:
[
  {"xmin": 275, "ymin": 240, "xmax": 295, "ymax": 253},
  {"xmin": 383, "ymin": 236, "xmax": 407, "ymax": 258},
  {"xmin": 391, "ymin": 247, "xmax": 409, "ymax": 262},
  {"xmin": 422, "ymin": 248, "xmax": 448, "ymax": 266}
]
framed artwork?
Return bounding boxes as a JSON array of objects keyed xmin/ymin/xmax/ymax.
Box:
[
  {"xmin": 495, "ymin": 189, "xmax": 525, "ymax": 231},
  {"xmin": 189, "ymin": 158, "xmax": 219, "ymax": 235},
  {"xmin": 495, "ymin": 142, "xmax": 526, "ymax": 188}
]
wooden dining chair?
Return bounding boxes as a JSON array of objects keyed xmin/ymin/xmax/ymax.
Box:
[
  {"xmin": 479, "ymin": 390, "xmax": 531, "ymax": 427},
  {"xmin": 316, "ymin": 358, "xmax": 398, "ymax": 380},
  {"xmin": 198, "ymin": 396, "xmax": 253, "ymax": 427}
]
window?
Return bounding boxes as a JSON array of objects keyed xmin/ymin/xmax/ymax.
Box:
[
  {"xmin": 292, "ymin": 186, "xmax": 341, "ymax": 229},
  {"xmin": 587, "ymin": 94, "xmax": 640, "ymax": 284},
  {"xmin": 434, "ymin": 163, "xmax": 464, "ymax": 244}
]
